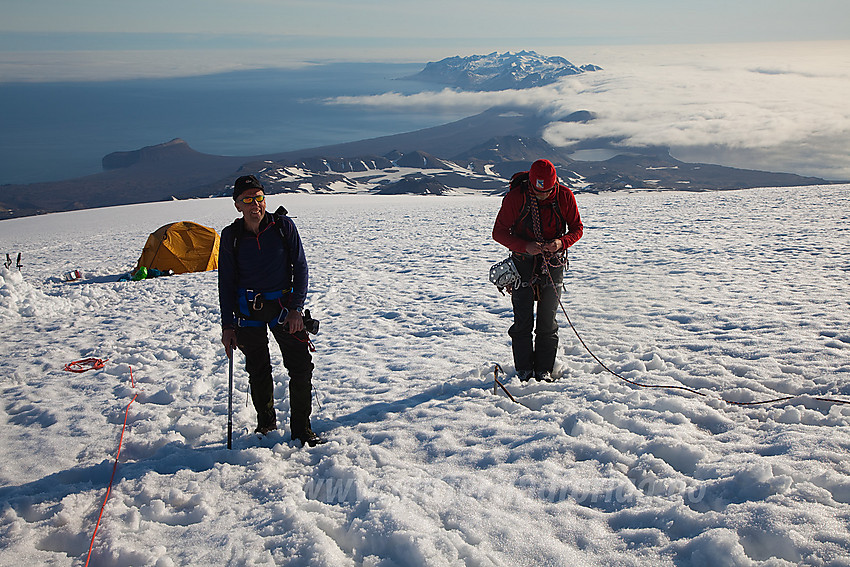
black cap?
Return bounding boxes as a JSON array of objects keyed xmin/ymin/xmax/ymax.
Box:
[{"xmin": 232, "ymin": 175, "xmax": 264, "ymax": 199}]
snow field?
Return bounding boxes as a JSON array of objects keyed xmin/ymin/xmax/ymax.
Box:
[{"xmin": 1, "ymin": 186, "xmax": 849, "ymax": 566}]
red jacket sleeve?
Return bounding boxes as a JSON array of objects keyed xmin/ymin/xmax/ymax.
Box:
[
  {"xmin": 558, "ymin": 187, "xmax": 583, "ymax": 249},
  {"xmin": 492, "ymin": 189, "xmax": 528, "ymax": 254}
]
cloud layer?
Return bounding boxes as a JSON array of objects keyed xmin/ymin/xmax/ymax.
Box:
[{"xmin": 327, "ymin": 42, "xmax": 850, "ymax": 180}]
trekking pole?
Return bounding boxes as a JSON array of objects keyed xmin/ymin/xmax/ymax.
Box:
[{"xmin": 227, "ymin": 353, "xmax": 233, "ymax": 449}]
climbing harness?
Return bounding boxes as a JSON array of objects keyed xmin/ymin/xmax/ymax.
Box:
[
  {"xmin": 236, "ymin": 291, "xmax": 318, "ymax": 353},
  {"xmin": 236, "ymin": 288, "xmax": 292, "ymax": 328}
]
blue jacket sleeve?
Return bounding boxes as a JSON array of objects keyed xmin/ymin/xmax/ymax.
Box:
[
  {"xmin": 282, "ymin": 216, "xmax": 309, "ymax": 311},
  {"xmin": 218, "ymin": 224, "xmax": 237, "ymax": 329}
]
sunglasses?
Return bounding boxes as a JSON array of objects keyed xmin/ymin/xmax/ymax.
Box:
[{"xmin": 238, "ymin": 194, "xmax": 265, "ymax": 204}]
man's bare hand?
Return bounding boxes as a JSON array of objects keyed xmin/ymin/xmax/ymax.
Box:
[
  {"xmin": 222, "ymin": 329, "xmax": 237, "ymax": 359},
  {"xmin": 284, "ymin": 310, "xmax": 304, "ymax": 333},
  {"xmin": 542, "ymin": 239, "xmax": 563, "ymax": 253},
  {"xmin": 525, "ymin": 241, "xmax": 544, "ymax": 255}
]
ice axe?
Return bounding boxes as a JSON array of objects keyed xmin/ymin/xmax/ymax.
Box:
[{"xmin": 227, "ymin": 352, "xmax": 233, "ymax": 449}]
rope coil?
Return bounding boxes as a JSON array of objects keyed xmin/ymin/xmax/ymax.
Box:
[{"xmin": 63, "ymin": 358, "xmax": 109, "ymax": 373}]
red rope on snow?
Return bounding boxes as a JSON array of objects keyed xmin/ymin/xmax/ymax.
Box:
[
  {"xmin": 85, "ymin": 366, "xmax": 137, "ymax": 567},
  {"xmin": 63, "ymin": 357, "xmax": 109, "ymax": 373}
]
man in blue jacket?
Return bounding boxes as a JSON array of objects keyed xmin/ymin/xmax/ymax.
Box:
[{"xmin": 218, "ymin": 175, "xmax": 325, "ymax": 446}]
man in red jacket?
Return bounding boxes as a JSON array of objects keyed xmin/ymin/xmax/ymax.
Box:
[{"xmin": 493, "ymin": 159, "xmax": 583, "ymax": 382}]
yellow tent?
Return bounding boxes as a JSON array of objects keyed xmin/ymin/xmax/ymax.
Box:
[{"xmin": 136, "ymin": 221, "xmax": 220, "ymax": 274}]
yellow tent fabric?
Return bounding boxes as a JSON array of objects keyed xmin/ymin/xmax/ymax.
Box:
[{"xmin": 136, "ymin": 221, "xmax": 220, "ymax": 274}]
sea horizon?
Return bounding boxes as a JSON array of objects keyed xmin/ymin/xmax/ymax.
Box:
[{"xmin": 0, "ymin": 62, "xmax": 470, "ymax": 186}]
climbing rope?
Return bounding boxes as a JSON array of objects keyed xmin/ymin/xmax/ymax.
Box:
[
  {"xmin": 502, "ymin": 252, "xmax": 850, "ymax": 408},
  {"xmin": 85, "ymin": 366, "xmax": 137, "ymax": 566}
]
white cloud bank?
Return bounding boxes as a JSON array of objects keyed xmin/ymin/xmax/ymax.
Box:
[{"xmin": 327, "ymin": 41, "xmax": 850, "ymax": 180}]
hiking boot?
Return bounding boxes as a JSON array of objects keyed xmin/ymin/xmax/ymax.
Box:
[
  {"xmin": 535, "ymin": 371, "xmax": 555, "ymax": 383},
  {"xmin": 294, "ymin": 428, "xmax": 327, "ymax": 447},
  {"xmin": 518, "ymin": 370, "xmax": 534, "ymax": 383},
  {"xmin": 255, "ymin": 408, "xmax": 277, "ymax": 434},
  {"xmin": 255, "ymin": 423, "xmax": 278, "ymax": 436}
]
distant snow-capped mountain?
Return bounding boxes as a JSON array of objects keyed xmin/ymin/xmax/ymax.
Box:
[
  {"xmin": 406, "ymin": 50, "xmax": 602, "ymax": 91},
  {"xmin": 1, "ymin": 108, "xmax": 835, "ymax": 219}
]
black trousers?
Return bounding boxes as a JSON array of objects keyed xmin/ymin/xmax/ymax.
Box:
[
  {"xmin": 509, "ymin": 256, "xmax": 564, "ymax": 374},
  {"xmin": 235, "ymin": 324, "xmax": 314, "ymax": 435}
]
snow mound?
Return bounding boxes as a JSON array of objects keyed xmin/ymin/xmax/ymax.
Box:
[{"xmin": 0, "ymin": 267, "xmax": 77, "ymax": 320}]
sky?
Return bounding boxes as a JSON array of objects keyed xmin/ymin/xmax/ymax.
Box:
[
  {"xmin": 1, "ymin": 0, "xmax": 849, "ymax": 180},
  {"xmin": 2, "ymin": 0, "xmax": 849, "ymax": 69}
]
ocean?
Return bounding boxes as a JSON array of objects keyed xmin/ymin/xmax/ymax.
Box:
[{"xmin": 0, "ymin": 63, "xmax": 469, "ymax": 185}]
